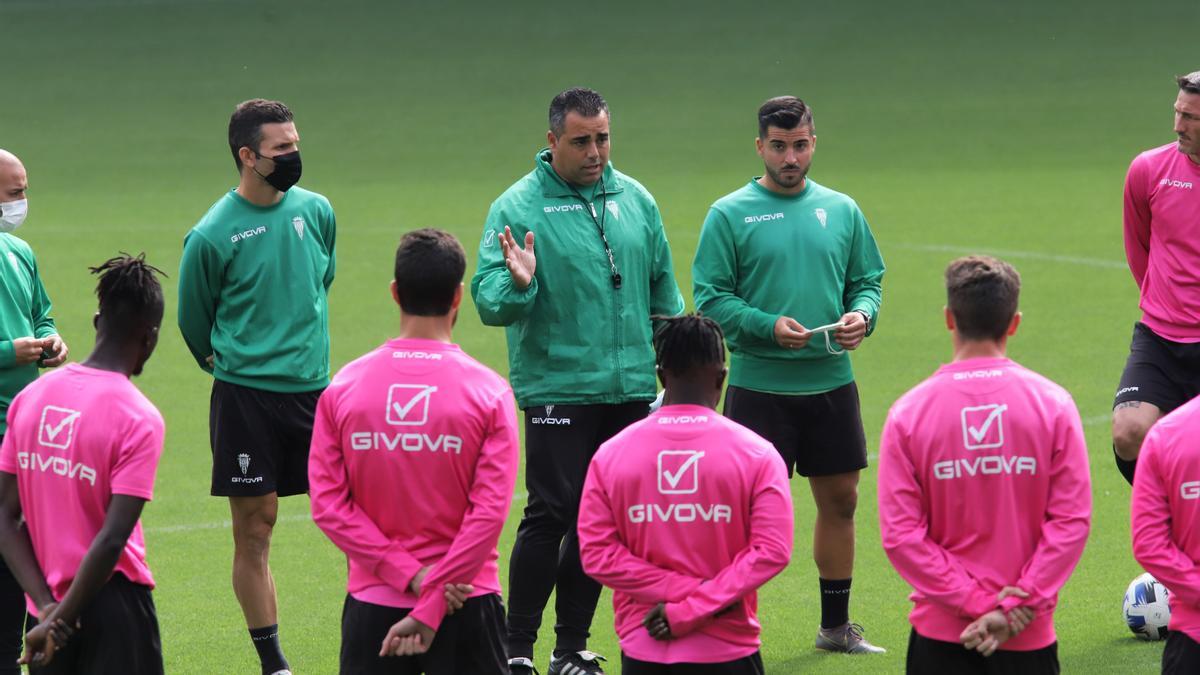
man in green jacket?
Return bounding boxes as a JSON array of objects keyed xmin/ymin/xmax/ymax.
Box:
[
  {"xmin": 472, "ymin": 87, "xmax": 684, "ymax": 675},
  {"xmin": 693, "ymin": 96, "xmax": 886, "ymax": 655},
  {"xmin": 178, "ymin": 100, "xmax": 335, "ymax": 675},
  {"xmin": 0, "ymin": 148, "xmax": 68, "ymax": 675}
]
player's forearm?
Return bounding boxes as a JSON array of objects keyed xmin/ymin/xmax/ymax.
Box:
[
  {"xmin": 0, "ymin": 517, "xmax": 53, "ymax": 609},
  {"xmin": 471, "ymin": 271, "xmax": 537, "ymax": 326},
  {"xmin": 310, "ymin": 492, "xmax": 423, "ymax": 593},
  {"xmin": 51, "ymin": 528, "xmax": 128, "ymax": 625}
]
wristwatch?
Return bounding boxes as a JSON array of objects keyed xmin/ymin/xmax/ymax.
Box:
[{"xmin": 854, "ymin": 310, "xmax": 871, "ymax": 327}]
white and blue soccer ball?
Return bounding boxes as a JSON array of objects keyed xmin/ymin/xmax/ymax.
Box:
[{"xmin": 1123, "ymin": 572, "xmax": 1171, "ymax": 641}]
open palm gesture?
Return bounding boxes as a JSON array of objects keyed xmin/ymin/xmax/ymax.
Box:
[{"xmin": 500, "ymin": 226, "xmax": 536, "ymax": 290}]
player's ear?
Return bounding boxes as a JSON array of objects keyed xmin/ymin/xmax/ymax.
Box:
[
  {"xmin": 238, "ymin": 146, "xmax": 257, "ymax": 173},
  {"xmin": 93, "ymin": 311, "xmax": 100, "ymax": 330},
  {"xmin": 1007, "ymin": 311, "xmax": 1022, "ymax": 337},
  {"xmin": 451, "ymin": 283, "xmax": 464, "ymax": 311},
  {"xmin": 656, "ymin": 365, "xmax": 666, "ymax": 388},
  {"xmin": 755, "ymin": 136, "xmax": 764, "ymax": 157},
  {"xmin": 943, "ymin": 306, "xmax": 955, "ymax": 332},
  {"xmin": 715, "ymin": 367, "xmax": 727, "ymax": 392},
  {"xmin": 390, "ymin": 280, "xmax": 400, "ymax": 307},
  {"xmin": 547, "ymin": 129, "xmax": 558, "ymax": 151}
]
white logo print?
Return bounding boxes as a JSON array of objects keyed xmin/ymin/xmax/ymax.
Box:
[
  {"xmin": 961, "ymin": 404, "xmax": 1007, "ymax": 450},
  {"xmin": 657, "ymin": 450, "xmax": 704, "ymax": 494},
  {"xmin": 292, "ymin": 216, "xmax": 305, "ymax": 240},
  {"xmin": 545, "ymin": 405, "xmax": 554, "ymax": 416},
  {"xmin": 605, "ymin": 201, "xmax": 619, "ymax": 220},
  {"xmin": 386, "ymin": 384, "xmax": 437, "ymax": 426},
  {"xmin": 7, "ymin": 252, "xmax": 18, "ymax": 271},
  {"xmin": 1160, "ymin": 178, "xmax": 1194, "ymax": 190},
  {"xmin": 815, "ymin": 208, "xmax": 827, "ymax": 228},
  {"xmin": 238, "ymin": 453, "xmax": 251, "ymax": 476},
  {"xmin": 483, "ymin": 229, "xmax": 496, "ymax": 247},
  {"xmin": 38, "ymin": 406, "xmax": 81, "ymax": 450},
  {"xmin": 744, "ymin": 212, "xmax": 785, "ymax": 224},
  {"xmin": 231, "ymin": 225, "xmax": 267, "ymax": 244}
]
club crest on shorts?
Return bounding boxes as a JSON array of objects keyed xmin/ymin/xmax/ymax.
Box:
[
  {"xmin": 815, "ymin": 208, "xmax": 827, "ymax": 228},
  {"xmin": 292, "ymin": 216, "xmax": 305, "ymax": 240},
  {"xmin": 545, "ymin": 404, "xmax": 554, "ymax": 416},
  {"xmin": 237, "ymin": 453, "xmax": 251, "ymax": 476}
]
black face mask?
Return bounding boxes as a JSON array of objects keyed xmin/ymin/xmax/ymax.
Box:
[{"xmin": 253, "ymin": 150, "xmax": 303, "ymax": 192}]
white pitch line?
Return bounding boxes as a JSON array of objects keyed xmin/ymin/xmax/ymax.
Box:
[
  {"xmin": 894, "ymin": 243, "xmax": 1127, "ymax": 270},
  {"xmin": 145, "ymin": 492, "xmax": 530, "ymax": 535}
]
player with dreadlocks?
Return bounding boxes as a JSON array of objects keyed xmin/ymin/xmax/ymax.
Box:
[
  {"xmin": 0, "ymin": 253, "xmax": 167, "ymax": 674},
  {"xmin": 578, "ymin": 314, "xmax": 793, "ymax": 675}
]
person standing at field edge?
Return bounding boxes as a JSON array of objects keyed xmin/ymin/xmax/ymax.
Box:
[
  {"xmin": 178, "ymin": 99, "xmax": 336, "ymax": 675},
  {"xmin": 692, "ymin": 96, "xmax": 885, "ymax": 653},
  {"xmin": 472, "ymin": 87, "xmax": 685, "ymax": 675},
  {"xmin": 1112, "ymin": 70, "xmax": 1200, "ymax": 485},
  {"xmin": 0, "ymin": 148, "xmax": 69, "ymax": 674}
]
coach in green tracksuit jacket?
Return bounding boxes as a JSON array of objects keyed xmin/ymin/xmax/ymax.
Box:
[
  {"xmin": 471, "ymin": 88, "xmax": 683, "ymax": 675},
  {"xmin": 693, "ymin": 97, "xmax": 886, "ymax": 656},
  {"xmin": 0, "ymin": 149, "xmax": 69, "ymax": 675}
]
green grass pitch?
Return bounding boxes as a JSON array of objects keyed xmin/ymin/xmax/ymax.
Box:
[{"xmin": 3, "ymin": 0, "xmax": 1198, "ymax": 671}]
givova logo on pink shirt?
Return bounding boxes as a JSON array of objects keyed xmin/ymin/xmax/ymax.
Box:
[
  {"xmin": 386, "ymin": 385, "xmax": 437, "ymax": 426},
  {"xmin": 658, "ymin": 450, "xmax": 704, "ymax": 494},
  {"xmin": 961, "ymin": 404, "xmax": 1007, "ymax": 450},
  {"xmin": 38, "ymin": 406, "xmax": 81, "ymax": 450}
]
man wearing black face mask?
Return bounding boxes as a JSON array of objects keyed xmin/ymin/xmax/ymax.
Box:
[{"xmin": 178, "ymin": 99, "xmax": 336, "ymax": 675}]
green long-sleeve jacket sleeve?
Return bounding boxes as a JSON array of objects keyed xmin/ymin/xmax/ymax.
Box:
[{"xmin": 0, "ymin": 235, "xmax": 59, "ymax": 434}]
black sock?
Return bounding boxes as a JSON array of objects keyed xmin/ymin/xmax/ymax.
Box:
[
  {"xmin": 249, "ymin": 624, "xmax": 288, "ymax": 675},
  {"xmin": 819, "ymin": 577, "xmax": 852, "ymax": 629},
  {"xmin": 1114, "ymin": 445, "xmax": 1137, "ymax": 485}
]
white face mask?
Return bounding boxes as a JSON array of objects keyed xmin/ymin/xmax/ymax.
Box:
[{"xmin": 0, "ymin": 199, "xmax": 27, "ymax": 233}]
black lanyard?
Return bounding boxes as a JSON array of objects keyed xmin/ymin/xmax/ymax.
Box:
[{"xmin": 568, "ymin": 180, "xmax": 622, "ymax": 289}]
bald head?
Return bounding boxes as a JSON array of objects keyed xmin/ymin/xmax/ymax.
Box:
[{"xmin": 0, "ymin": 150, "xmax": 28, "ymax": 204}]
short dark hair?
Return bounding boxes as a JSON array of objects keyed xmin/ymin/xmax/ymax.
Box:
[
  {"xmin": 394, "ymin": 229, "xmax": 466, "ymax": 316},
  {"xmin": 1179, "ymin": 71, "xmax": 1200, "ymax": 95},
  {"xmin": 228, "ymin": 99, "xmax": 293, "ymax": 172},
  {"xmin": 758, "ymin": 96, "xmax": 814, "ymax": 138},
  {"xmin": 653, "ymin": 314, "xmax": 726, "ymax": 377},
  {"xmin": 90, "ymin": 252, "xmax": 166, "ymax": 326},
  {"xmin": 549, "ymin": 88, "xmax": 608, "ymax": 137},
  {"xmin": 945, "ymin": 256, "xmax": 1021, "ymax": 341}
]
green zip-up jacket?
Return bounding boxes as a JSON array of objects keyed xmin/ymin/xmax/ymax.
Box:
[
  {"xmin": 0, "ymin": 234, "xmax": 58, "ymax": 435},
  {"xmin": 178, "ymin": 187, "xmax": 336, "ymax": 393},
  {"xmin": 471, "ymin": 149, "xmax": 684, "ymax": 409},
  {"xmin": 693, "ymin": 178, "xmax": 884, "ymax": 395}
]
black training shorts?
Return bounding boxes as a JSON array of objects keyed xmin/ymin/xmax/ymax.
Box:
[
  {"xmin": 209, "ymin": 379, "xmax": 322, "ymax": 498},
  {"xmin": 906, "ymin": 629, "xmax": 1058, "ymax": 675},
  {"xmin": 723, "ymin": 382, "xmax": 868, "ymax": 478},
  {"xmin": 1114, "ymin": 322, "xmax": 1200, "ymax": 413},
  {"xmin": 31, "ymin": 574, "xmax": 162, "ymax": 675},
  {"xmin": 621, "ymin": 651, "xmax": 764, "ymax": 674},
  {"xmin": 339, "ymin": 593, "xmax": 507, "ymax": 675}
]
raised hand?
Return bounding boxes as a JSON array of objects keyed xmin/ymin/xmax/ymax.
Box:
[{"xmin": 500, "ymin": 226, "xmax": 536, "ymax": 290}]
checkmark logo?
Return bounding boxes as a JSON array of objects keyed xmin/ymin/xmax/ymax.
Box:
[
  {"xmin": 657, "ymin": 450, "xmax": 705, "ymax": 494},
  {"xmin": 38, "ymin": 406, "xmax": 81, "ymax": 450},
  {"xmin": 386, "ymin": 384, "xmax": 438, "ymax": 426},
  {"xmin": 961, "ymin": 404, "xmax": 1007, "ymax": 450}
]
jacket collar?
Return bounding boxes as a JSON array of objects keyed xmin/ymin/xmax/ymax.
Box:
[{"xmin": 536, "ymin": 148, "xmax": 624, "ymax": 198}]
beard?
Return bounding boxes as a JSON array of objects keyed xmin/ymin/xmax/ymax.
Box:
[{"xmin": 766, "ymin": 163, "xmax": 808, "ymax": 188}]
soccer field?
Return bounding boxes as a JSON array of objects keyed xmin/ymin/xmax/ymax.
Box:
[{"xmin": 3, "ymin": 0, "xmax": 1197, "ymax": 671}]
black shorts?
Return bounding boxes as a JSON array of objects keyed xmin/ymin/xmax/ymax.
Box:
[
  {"xmin": 1164, "ymin": 629, "xmax": 1200, "ymax": 674},
  {"xmin": 905, "ymin": 629, "xmax": 1058, "ymax": 675},
  {"xmin": 723, "ymin": 383, "xmax": 867, "ymax": 477},
  {"xmin": 30, "ymin": 574, "xmax": 162, "ymax": 675},
  {"xmin": 209, "ymin": 379, "xmax": 322, "ymax": 498},
  {"xmin": 1114, "ymin": 322, "xmax": 1200, "ymax": 412},
  {"xmin": 621, "ymin": 651, "xmax": 763, "ymax": 674},
  {"xmin": 339, "ymin": 593, "xmax": 507, "ymax": 675}
]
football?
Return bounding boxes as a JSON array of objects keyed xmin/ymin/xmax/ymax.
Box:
[{"xmin": 1123, "ymin": 572, "xmax": 1171, "ymax": 641}]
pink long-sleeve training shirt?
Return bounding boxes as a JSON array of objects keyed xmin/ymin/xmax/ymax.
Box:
[
  {"xmin": 578, "ymin": 404, "xmax": 793, "ymax": 664},
  {"xmin": 308, "ymin": 338, "xmax": 519, "ymax": 630},
  {"xmin": 878, "ymin": 356, "xmax": 1091, "ymax": 650},
  {"xmin": 1132, "ymin": 394, "xmax": 1200, "ymax": 642},
  {"xmin": 1124, "ymin": 141, "xmax": 1200, "ymax": 342}
]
